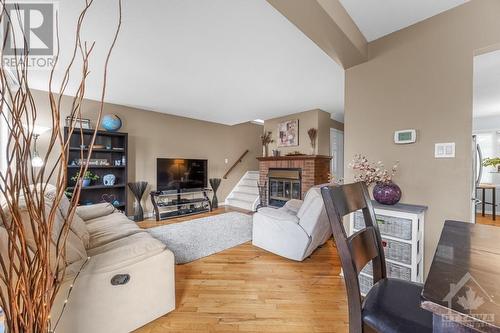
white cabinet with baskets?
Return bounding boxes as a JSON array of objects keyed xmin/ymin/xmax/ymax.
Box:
[{"xmin": 349, "ymin": 201, "xmax": 427, "ymax": 295}]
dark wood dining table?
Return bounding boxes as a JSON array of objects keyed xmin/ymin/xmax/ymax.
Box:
[{"xmin": 421, "ymin": 220, "xmax": 500, "ymax": 332}]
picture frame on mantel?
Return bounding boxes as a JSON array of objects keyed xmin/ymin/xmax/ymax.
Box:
[{"xmin": 278, "ymin": 119, "xmax": 299, "ymax": 147}]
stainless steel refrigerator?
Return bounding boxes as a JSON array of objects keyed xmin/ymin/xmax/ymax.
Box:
[{"xmin": 472, "ymin": 135, "xmax": 483, "ymax": 223}]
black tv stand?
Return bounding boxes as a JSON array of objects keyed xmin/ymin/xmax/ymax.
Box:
[{"xmin": 150, "ymin": 188, "xmax": 212, "ymax": 221}]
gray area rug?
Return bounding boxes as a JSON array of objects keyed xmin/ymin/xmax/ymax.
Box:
[{"xmin": 148, "ymin": 212, "xmax": 253, "ymax": 264}]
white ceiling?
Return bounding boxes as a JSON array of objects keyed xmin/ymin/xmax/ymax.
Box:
[
  {"xmin": 27, "ymin": 0, "xmax": 345, "ymax": 125},
  {"xmin": 474, "ymin": 50, "xmax": 500, "ymax": 119},
  {"xmin": 339, "ymin": 0, "xmax": 468, "ymax": 42}
]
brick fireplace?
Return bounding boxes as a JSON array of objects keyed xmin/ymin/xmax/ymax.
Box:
[{"xmin": 257, "ymin": 155, "xmax": 332, "ymax": 206}]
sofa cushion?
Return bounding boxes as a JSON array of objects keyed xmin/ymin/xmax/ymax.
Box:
[
  {"xmin": 39, "ymin": 185, "xmax": 88, "ymax": 265},
  {"xmin": 88, "ymin": 232, "xmax": 158, "ymax": 256},
  {"xmin": 86, "ymin": 233, "xmax": 168, "ymax": 273},
  {"xmin": 87, "ymin": 213, "xmax": 143, "ymax": 249},
  {"xmin": 297, "ymin": 187, "xmax": 326, "ymax": 235},
  {"xmin": 85, "ymin": 211, "xmax": 136, "ymax": 231},
  {"xmin": 88, "ymin": 226, "xmax": 143, "ymax": 249},
  {"xmin": 282, "ymin": 199, "xmax": 304, "ymax": 215},
  {"xmin": 0, "ymin": 184, "xmax": 87, "ymax": 265},
  {"xmin": 45, "ymin": 187, "xmax": 90, "ymax": 248},
  {"xmin": 256, "ymin": 207, "xmax": 300, "ymax": 223},
  {"xmin": 280, "ymin": 199, "xmax": 303, "ymax": 215},
  {"xmin": 76, "ymin": 203, "xmax": 116, "ymax": 221}
]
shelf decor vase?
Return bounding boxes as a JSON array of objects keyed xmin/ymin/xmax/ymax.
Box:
[
  {"xmin": 262, "ymin": 145, "xmax": 269, "ymax": 157},
  {"xmin": 373, "ymin": 181, "xmax": 401, "ymax": 205},
  {"xmin": 128, "ymin": 181, "xmax": 148, "ymax": 222},
  {"xmin": 209, "ymin": 178, "xmax": 221, "ymax": 209},
  {"xmin": 82, "ymin": 179, "xmax": 91, "ymax": 187}
]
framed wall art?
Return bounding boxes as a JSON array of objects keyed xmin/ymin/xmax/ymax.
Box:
[{"xmin": 278, "ymin": 119, "xmax": 299, "ymax": 147}]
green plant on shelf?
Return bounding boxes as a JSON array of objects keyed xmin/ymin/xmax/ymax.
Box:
[
  {"xmin": 71, "ymin": 171, "xmax": 100, "ymax": 187},
  {"xmin": 482, "ymin": 157, "xmax": 500, "ymax": 168},
  {"xmin": 71, "ymin": 171, "xmax": 100, "ymax": 182}
]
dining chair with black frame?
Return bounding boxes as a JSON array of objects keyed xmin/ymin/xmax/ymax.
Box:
[{"xmin": 320, "ymin": 182, "xmax": 432, "ymax": 333}]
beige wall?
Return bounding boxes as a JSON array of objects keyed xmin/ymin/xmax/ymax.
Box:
[
  {"xmin": 318, "ymin": 110, "xmax": 333, "ymax": 155},
  {"xmin": 33, "ymin": 90, "xmax": 262, "ymax": 216},
  {"xmin": 345, "ymin": 0, "xmax": 500, "ymax": 274},
  {"xmin": 264, "ymin": 109, "xmax": 333, "ymax": 156}
]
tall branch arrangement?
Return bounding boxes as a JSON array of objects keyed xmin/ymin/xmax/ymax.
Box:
[
  {"xmin": 260, "ymin": 131, "xmax": 273, "ymax": 147},
  {"xmin": 307, "ymin": 128, "xmax": 317, "ymax": 153},
  {"xmin": 0, "ymin": 1, "xmax": 122, "ymax": 332}
]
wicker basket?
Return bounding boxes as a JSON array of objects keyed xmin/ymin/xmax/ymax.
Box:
[
  {"xmin": 362, "ymin": 261, "xmax": 411, "ymax": 281},
  {"xmin": 354, "ymin": 211, "xmax": 412, "ymax": 240},
  {"xmin": 383, "ymin": 238, "xmax": 412, "ymax": 265},
  {"xmin": 358, "ymin": 273, "xmax": 373, "ymax": 295}
]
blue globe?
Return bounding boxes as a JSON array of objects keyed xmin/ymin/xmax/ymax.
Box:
[{"xmin": 101, "ymin": 114, "xmax": 122, "ymax": 132}]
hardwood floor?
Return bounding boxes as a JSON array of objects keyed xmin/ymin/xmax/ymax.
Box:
[
  {"xmin": 134, "ymin": 207, "xmax": 348, "ymax": 333},
  {"xmin": 476, "ymin": 213, "xmax": 500, "ymax": 227}
]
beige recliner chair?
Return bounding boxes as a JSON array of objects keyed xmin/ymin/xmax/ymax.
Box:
[
  {"xmin": 252, "ymin": 187, "xmax": 332, "ymax": 261},
  {"xmin": 1, "ymin": 185, "xmax": 176, "ymax": 333}
]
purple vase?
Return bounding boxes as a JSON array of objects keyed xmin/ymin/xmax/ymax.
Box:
[{"xmin": 373, "ymin": 182, "xmax": 401, "ymax": 205}]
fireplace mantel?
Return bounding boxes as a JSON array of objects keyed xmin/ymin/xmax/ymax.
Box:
[{"xmin": 256, "ymin": 155, "xmax": 332, "ymax": 162}]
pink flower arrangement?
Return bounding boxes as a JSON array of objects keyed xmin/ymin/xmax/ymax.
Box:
[{"xmin": 349, "ymin": 154, "xmax": 399, "ymax": 186}]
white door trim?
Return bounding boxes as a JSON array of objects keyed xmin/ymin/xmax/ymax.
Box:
[{"xmin": 330, "ymin": 128, "xmax": 344, "ymax": 182}]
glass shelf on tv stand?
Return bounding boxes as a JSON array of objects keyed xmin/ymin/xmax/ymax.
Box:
[
  {"xmin": 150, "ymin": 188, "xmax": 213, "ymax": 221},
  {"xmin": 153, "ymin": 188, "xmax": 212, "ymax": 197}
]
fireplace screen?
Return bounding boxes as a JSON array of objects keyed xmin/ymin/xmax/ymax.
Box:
[{"xmin": 268, "ymin": 169, "xmax": 301, "ymax": 207}]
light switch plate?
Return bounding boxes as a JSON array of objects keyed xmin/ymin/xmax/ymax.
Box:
[{"xmin": 435, "ymin": 142, "xmax": 455, "ymax": 158}]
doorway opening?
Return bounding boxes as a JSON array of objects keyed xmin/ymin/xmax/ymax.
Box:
[
  {"xmin": 330, "ymin": 128, "xmax": 344, "ymax": 182},
  {"xmin": 472, "ymin": 49, "xmax": 500, "ymax": 226}
]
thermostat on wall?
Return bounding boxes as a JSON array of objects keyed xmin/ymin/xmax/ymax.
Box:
[{"xmin": 394, "ymin": 129, "xmax": 417, "ymax": 144}]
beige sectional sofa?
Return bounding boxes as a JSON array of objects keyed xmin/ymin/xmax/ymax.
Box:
[{"xmin": 1, "ymin": 185, "xmax": 176, "ymax": 333}]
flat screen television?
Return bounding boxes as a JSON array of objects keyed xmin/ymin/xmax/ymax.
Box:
[{"xmin": 157, "ymin": 158, "xmax": 208, "ymax": 191}]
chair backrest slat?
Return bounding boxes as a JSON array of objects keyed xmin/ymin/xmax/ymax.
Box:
[
  {"xmin": 327, "ymin": 183, "xmax": 367, "ymax": 217},
  {"xmin": 348, "ymin": 228, "xmax": 380, "ymax": 275},
  {"xmin": 320, "ymin": 182, "xmax": 387, "ymax": 333}
]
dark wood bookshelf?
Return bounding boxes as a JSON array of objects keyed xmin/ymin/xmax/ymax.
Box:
[
  {"xmin": 64, "ymin": 127, "xmax": 128, "ymax": 214},
  {"xmin": 66, "ymin": 184, "xmax": 126, "ymax": 191},
  {"xmin": 69, "ymin": 147, "xmax": 125, "ymax": 153},
  {"xmin": 67, "ymin": 165, "xmax": 126, "ymax": 169}
]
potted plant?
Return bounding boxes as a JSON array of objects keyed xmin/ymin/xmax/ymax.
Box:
[
  {"xmin": 71, "ymin": 171, "xmax": 100, "ymax": 187},
  {"xmin": 482, "ymin": 157, "xmax": 500, "ymax": 172},
  {"xmin": 349, "ymin": 154, "xmax": 400, "ymax": 205}
]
